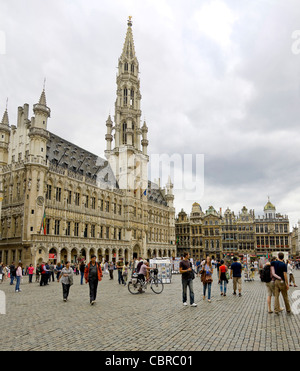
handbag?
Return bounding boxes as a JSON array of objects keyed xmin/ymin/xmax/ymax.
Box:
[
  {"xmin": 68, "ymin": 273, "xmax": 74, "ymax": 286},
  {"xmin": 205, "ymin": 276, "xmax": 213, "ymax": 283}
]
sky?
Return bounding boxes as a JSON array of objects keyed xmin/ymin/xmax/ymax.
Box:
[{"xmin": 1, "ymin": 0, "xmax": 300, "ymax": 229}]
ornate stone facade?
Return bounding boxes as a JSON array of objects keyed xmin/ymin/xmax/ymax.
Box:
[
  {"xmin": 176, "ymin": 200, "xmax": 291, "ymax": 261},
  {"xmin": 0, "ymin": 18, "xmax": 176, "ymax": 266}
]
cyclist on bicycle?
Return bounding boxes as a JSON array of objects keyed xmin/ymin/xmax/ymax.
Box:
[{"xmin": 136, "ymin": 260, "xmax": 152, "ymax": 292}]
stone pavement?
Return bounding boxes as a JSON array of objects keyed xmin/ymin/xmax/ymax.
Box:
[{"xmin": 1, "ymin": 269, "xmax": 300, "ymax": 351}]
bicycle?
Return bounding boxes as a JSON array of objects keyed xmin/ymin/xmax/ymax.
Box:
[{"xmin": 128, "ymin": 269, "xmax": 164, "ymax": 294}]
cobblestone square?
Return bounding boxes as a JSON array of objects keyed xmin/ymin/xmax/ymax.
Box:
[{"xmin": 1, "ymin": 269, "xmax": 300, "ymax": 351}]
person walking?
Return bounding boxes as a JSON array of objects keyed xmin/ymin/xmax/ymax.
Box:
[
  {"xmin": 40, "ymin": 262, "xmax": 49, "ymax": 286},
  {"xmin": 201, "ymin": 256, "xmax": 213, "ymax": 302},
  {"xmin": 287, "ymin": 260, "xmax": 297, "ymax": 287},
  {"xmin": 55, "ymin": 263, "xmax": 63, "ymax": 282},
  {"xmin": 262, "ymin": 258, "xmax": 276, "ymax": 313},
  {"xmin": 108, "ymin": 261, "xmax": 114, "ymax": 280},
  {"xmin": 122, "ymin": 261, "xmax": 129, "ymax": 286},
  {"xmin": 79, "ymin": 261, "xmax": 86, "ymax": 285},
  {"xmin": 116, "ymin": 257, "xmax": 125, "ymax": 285},
  {"xmin": 36, "ymin": 264, "xmax": 41, "ymax": 282},
  {"xmin": 15, "ymin": 262, "xmax": 23, "ymax": 293},
  {"xmin": 49, "ymin": 262, "xmax": 55, "ymax": 282},
  {"xmin": 28, "ymin": 264, "xmax": 34, "ymax": 283},
  {"xmin": 58, "ymin": 261, "xmax": 74, "ymax": 302},
  {"xmin": 230, "ymin": 256, "xmax": 243, "ymax": 297},
  {"xmin": 84, "ymin": 255, "xmax": 103, "ymax": 305},
  {"xmin": 179, "ymin": 252, "xmax": 197, "ymax": 307},
  {"xmin": 271, "ymin": 252, "xmax": 292, "ymax": 315},
  {"xmin": 9, "ymin": 261, "xmax": 16, "ymax": 285},
  {"xmin": 218, "ymin": 260, "xmax": 228, "ymax": 296}
]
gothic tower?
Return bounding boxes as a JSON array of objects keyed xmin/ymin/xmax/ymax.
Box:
[{"xmin": 105, "ymin": 17, "xmax": 148, "ymax": 193}]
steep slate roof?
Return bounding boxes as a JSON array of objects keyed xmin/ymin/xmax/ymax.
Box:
[
  {"xmin": 147, "ymin": 180, "xmax": 167, "ymax": 206},
  {"xmin": 46, "ymin": 132, "xmax": 118, "ymax": 189}
]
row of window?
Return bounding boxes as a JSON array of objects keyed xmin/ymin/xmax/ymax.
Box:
[
  {"xmin": 46, "ymin": 185, "xmax": 122, "ymax": 214},
  {"xmin": 256, "ymin": 236, "xmax": 289, "ymax": 246},
  {"xmin": 46, "ymin": 219, "xmax": 122, "ymax": 239}
]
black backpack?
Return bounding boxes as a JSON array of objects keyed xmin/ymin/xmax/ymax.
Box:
[{"xmin": 261, "ymin": 265, "xmax": 271, "ymax": 283}]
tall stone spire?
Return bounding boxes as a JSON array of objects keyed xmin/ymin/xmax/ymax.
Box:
[
  {"xmin": 105, "ymin": 17, "xmax": 149, "ymax": 193},
  {"xmin": 1, "ymin": 99, "xmax": 9, "ymax": 126},
  {"xmin": 121, "ymin": 16, "xmax": 136, "ymax": 61}
]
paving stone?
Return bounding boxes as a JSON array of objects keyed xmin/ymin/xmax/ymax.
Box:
[{"xmin": 0, "ymin": 269, "xmax": 300, "ymax": 350}]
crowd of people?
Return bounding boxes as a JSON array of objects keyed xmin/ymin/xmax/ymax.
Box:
[
  {"xmin": 0, "ymin": 253, "xmax": 298, "ymax": 314},
  {"xmin": 0, "ymin": 256, "xmax": 150, "ymax": 304},
  {"xmin": 179, "ymin": 252, "xmax": 298, "ymax": 315}
]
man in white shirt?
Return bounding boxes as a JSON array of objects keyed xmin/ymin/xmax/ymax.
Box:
[{"xmin": 287, "ymin": 260, "xmax": 297, "ymax": 287}]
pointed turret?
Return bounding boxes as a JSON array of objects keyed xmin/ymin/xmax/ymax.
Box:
[
  {"xmin": 33, "ymin": 85, "xmax": 51, "ymax": 129},
  {"xmin": 1, "ymin": 106, "xmax": 9, "ymax": 126},
  {"xmin": 0, "ymin": 101, "xmax": 11, "ymax": 166},
  {"xmin": 105, "ymin": 114, "xmax": 113, "ymax": 152}
]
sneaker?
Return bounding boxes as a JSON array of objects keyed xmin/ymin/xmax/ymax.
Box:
[
  {"xmin": 233, "ymin": 292, "xmax": 236, "ymax": 295},
  {"xmin": 183, "ymin": 302, "xmax": 188, "ymax": 306},
  {"xmin": 190, "ymin": 303, "xmax": 197, "ymax": 307},
  {"xmin": 239, "ymin": 293, "xmax": 242, "ymax": 297}
]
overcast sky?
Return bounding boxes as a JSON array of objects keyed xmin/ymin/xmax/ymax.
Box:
[{"xmin": 1, "ymin": 0, "xmax": 300, "ymax": 229}]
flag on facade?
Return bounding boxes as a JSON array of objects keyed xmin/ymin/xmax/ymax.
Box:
[{"xmin": 40, "ymin": 209, "xmax": 46, "ymax": 235}]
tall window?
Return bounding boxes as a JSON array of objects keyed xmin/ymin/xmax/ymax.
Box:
[
  {"xmin": 67, "ymin": 190, "xmax": 72, "ymax": 204},
  {"xmin": 55, "ymin": 187, "xmax": 61, "ymax": 202},
  {"xmin": 46, "ymin": 218, "xmax": 50, "ymax": 235},
  {"xmin": 65, "ymin": 222, "xmax": 71, "ymax": 236},
  {"xmin": 91, "ymin": 225, "xmax": 95, "ymax": 238},
  {"xmin": 75, "ymin": 192, "xmax": 80, "ymax": 206},
  {"xmin": 74, "ymin": 222, "xmax": 79, "ymax": 237},
  {"xmin": 84, "ymin": 224, "xmax": 88, "ymax": 238},
  {"xmin": 130, "ymin": 89, "xmax": 134, "ymax": 108},
  {"xmin": 46, "ymin": 184, "xmax": 52, "ymax": 200},
  {"xmin": 54, "ymin": 220, "xmax": 60, "ymax": 235},
  {"xmin": 123, "ymin": 88, "xmax": 128, "ymax": 106},
  {"xmin": 122, "ymin": 122, "xmax": 127, "ymax": 144}
]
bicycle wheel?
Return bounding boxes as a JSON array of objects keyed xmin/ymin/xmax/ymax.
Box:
[
  {"xmin": 128, "ymin": 280, "xmax": 141, "ymax": 295},
  {"xmin": 150, "ymin": 278, "xmax": 164, "ymax": 294}
]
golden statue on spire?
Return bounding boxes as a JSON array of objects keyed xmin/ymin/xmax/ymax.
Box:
[{"xmin": 128, "ymin": 16, "xmax": 132, "ymax": 26}]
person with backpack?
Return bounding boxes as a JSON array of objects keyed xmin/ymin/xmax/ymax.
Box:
[
  {"xmin": 261, "ymin": 259, "xmax": 275, "ymax": 313},
  {"xmin": 84, "ymin": 255, "xmax": 103, "ymax": 305}
]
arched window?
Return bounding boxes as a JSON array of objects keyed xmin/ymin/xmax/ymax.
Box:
[
  {"xmin": 124, "ymin": 62, "xmax": 128, "ymax": 72},
  {"xmin": 122, "ymin": 122, "xmax": 127, "ymax": 144},
  {"xmin": 131, "ymin": 64, "xmax": 134, "ymax": 73}
]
